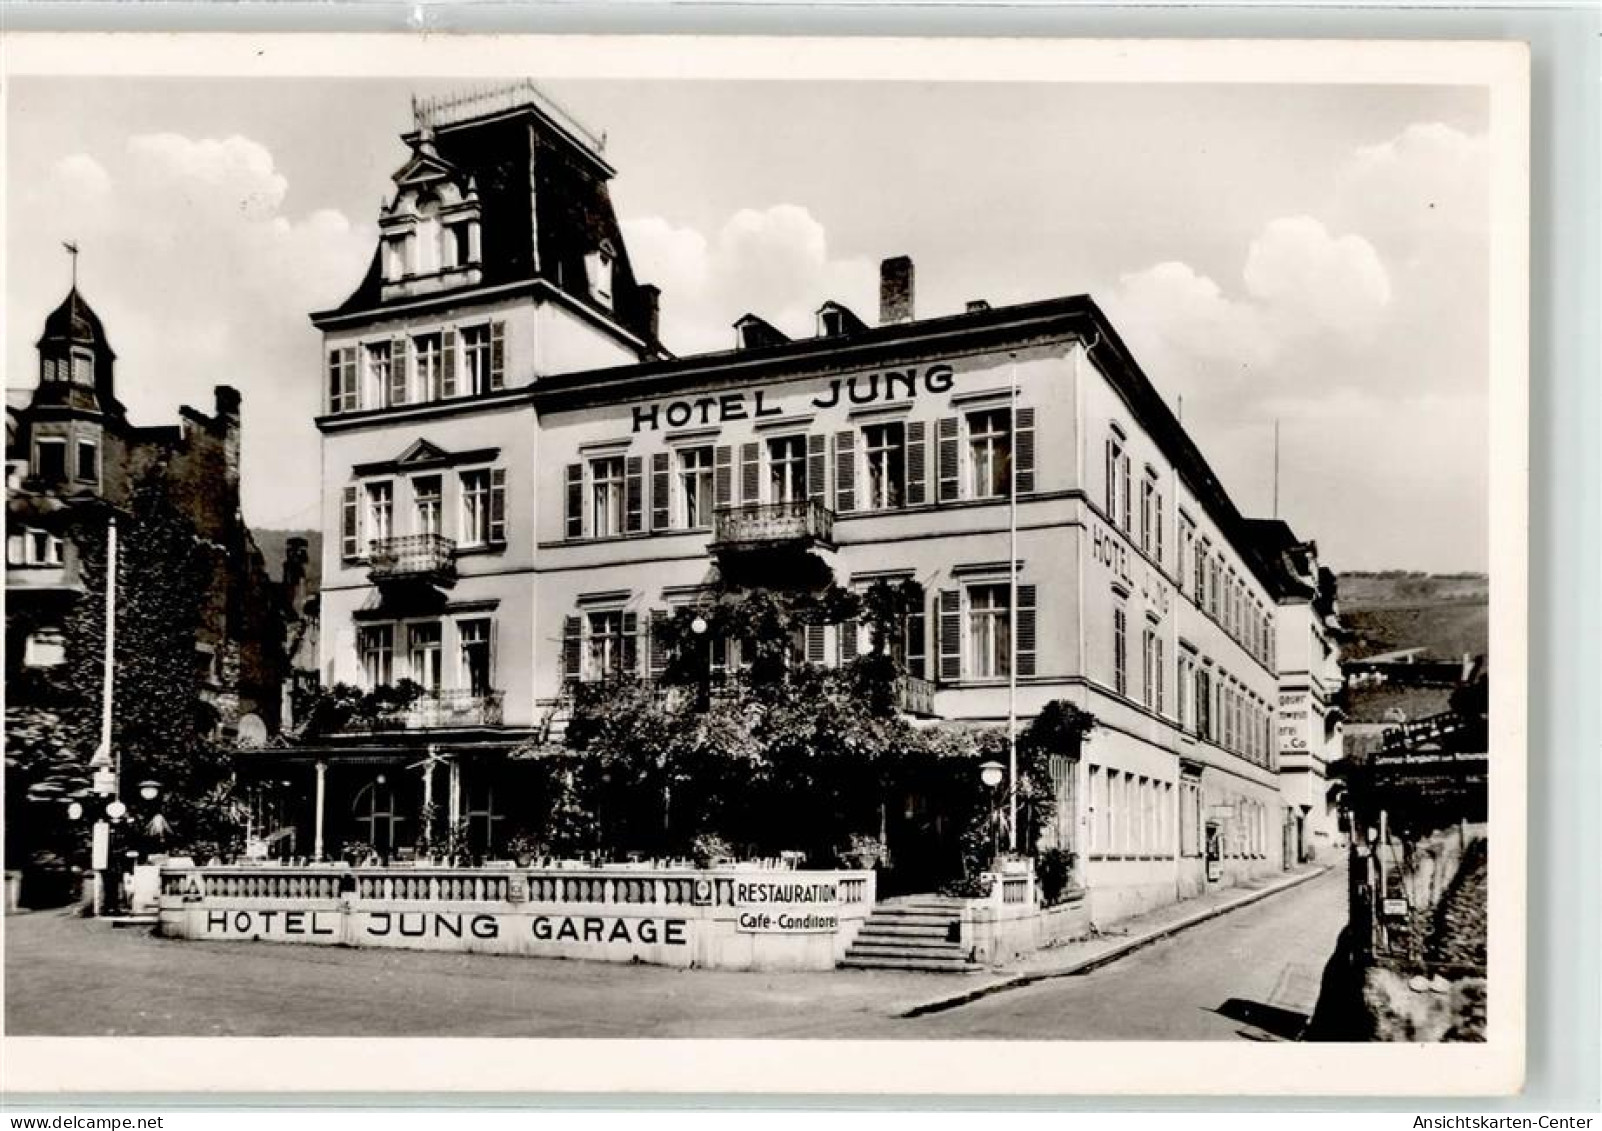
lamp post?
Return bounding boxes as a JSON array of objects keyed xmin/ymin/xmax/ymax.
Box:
[
  {"xmin": 690, "ymin": 615, "xmax": 711, "ymax": 713},
  {"xmin": 979, "ymin": 760, "xmax": 1005, "ymax": 866}
]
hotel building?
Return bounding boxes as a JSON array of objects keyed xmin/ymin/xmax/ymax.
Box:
[{"xmin": 278, "ymin": 84, "xmax": 1329, "ymax": 924}]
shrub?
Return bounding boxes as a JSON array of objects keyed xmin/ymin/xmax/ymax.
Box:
[{"xmin": 1035, "ymin": 847, "xmax": 1076, "ymax": 906}]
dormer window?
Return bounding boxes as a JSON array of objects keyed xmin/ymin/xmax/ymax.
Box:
[
  {"xmin": 70, "ymin": 349, "xmax": 93, "ymax": 385},
  {"xmin": 443, "ymin": 221, "xmax": 473, "ymax": 271},
  {"xmin": 384, "ymin": 234, "xmax": 413, "ymax": 282},
  {"xmin": 586, "ymin": 242, "xmax": 615, "ymax": 308}
]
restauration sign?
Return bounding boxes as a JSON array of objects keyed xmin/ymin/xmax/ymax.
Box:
[{"xmin": 733, "ymin": 878, "xmax": 842, "ymax": 935}]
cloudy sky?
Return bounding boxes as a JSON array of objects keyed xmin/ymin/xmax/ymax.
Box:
[{"xmin": 6, "ymin": 77, "xmax": 1489, "ymax": 572}]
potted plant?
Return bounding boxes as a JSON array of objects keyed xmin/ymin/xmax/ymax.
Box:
[
  {"xmin": 689, "ymin": 832, "xmax": 733, "ymax": 870},
  {"xmin": 838, "ymin": 834, "xmax": 887, "ymax": 871},
  {"xmin": 504, "ymin": 833, "xmax": 542, "ymax": 868}
]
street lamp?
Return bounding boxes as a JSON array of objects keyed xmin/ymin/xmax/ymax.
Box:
[
  {"xmin": 690, "ymin": 615, "xmax": 711, "ymax": 712},
  {"xmin": 979, "ymin": 761, "xmax": 1005, "ymax": 864},
  {"xmin": 138, "ymin": 780, "xmax": 161, "ymax": 802}
]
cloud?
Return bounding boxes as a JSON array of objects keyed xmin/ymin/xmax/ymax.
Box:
[
  {"xmin": 12, "ymin": 134, "xmax": 373, "ymax": 528},
  {"xmin": 624, "ymin": 204, "xmax": 876, "ymax": 355},
  {"xmin": 1242, "ymin": 216, "xmax": 1391, "ymax": 339}
]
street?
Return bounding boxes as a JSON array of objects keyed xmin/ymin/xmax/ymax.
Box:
[{"xmin": 4, "ymin": 868, "xmax": 1347, "ymax": 1040}]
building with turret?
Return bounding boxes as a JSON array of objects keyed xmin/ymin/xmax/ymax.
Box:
[{"xmin": 5, "ymin": 281, "xmax": 288, "ymax": 738}]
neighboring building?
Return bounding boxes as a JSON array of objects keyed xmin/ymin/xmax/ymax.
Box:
[
  {"xmin": 1249, "ymin": 521, "xmax": 1348, "ymax": 863},
  {"xmin": 278, "ymin": 84, "xmax": 1311, "ymax": 923},
  {"xmin": 5, "ymin": 283, "xmax": 288, "ymax": 738}
]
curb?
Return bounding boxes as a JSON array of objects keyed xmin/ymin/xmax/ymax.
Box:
[{"xmin": 898, "ymin": 864, "xmax": 1334, "ymax": 1018}]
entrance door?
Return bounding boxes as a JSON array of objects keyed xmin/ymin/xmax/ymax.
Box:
[
  {"xmin": 353, "ymin": 779, "xmax": 404, "ymax": 858},
  {"xmin": 1204, "ymin": 820, "xmax": 1222, "ymax": 883}
]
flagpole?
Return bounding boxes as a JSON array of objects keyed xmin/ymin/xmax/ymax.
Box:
[{"xmin": 1008, "ymin": 355, "xmax": 1019, "ymax": 855}]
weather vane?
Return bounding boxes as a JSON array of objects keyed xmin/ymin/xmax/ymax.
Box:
[{"xmin": 62, "ymin": 240, "xmax": 79, "ymax": 289}]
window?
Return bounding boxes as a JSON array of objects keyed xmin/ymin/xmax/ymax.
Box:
[
  {"xmin": 364, "ymin": 343, "xmax": 392, "ymax": 409},
  {"xmin": 412, "ymin": 475, "xmax": 442, "ymax": 538},
  {"xmin": 1140, "ymin": 471, "xmax": 1157, "ymax": 555},
  {"xmin": 678, "ymin": 446, "xmax": 715, "ymax": 528},
  {"xmin": 1113, "ymin": 601, "xmax": 1128, "ymax": 697},
  {"xmin": 328, "ymin": 348, "xmax": 359, "ymax": 414},
  {"xmin": 590, "ymin": 456, "xmax": 626, "ymax": 537},
  {"xmin": 407, "ymin": 623, "xmax": 443, "ymax": 690},
  {"xmin": 458, "ymin": 618, "xmax": 492, "ymax": 695},
  {"xmin": 462, "ymin": 325, "xmax": 492, "ymax": 395},
  {"xmin": 34, "ymin": 437, "xmax": 67, "ymax": 484},
  {"xmin": 71, "ymin": 351, "xmax": 92, "ymax": 385},
  {"xmin": 360, "ymin": 625, "xmax": 394, "ymax": 687},
  {"xmin": 1154, "ymin": 633, "xmax": 1165, "ymax": 714},
  {"xmin": 1177, "ymin": 652, "xmax": 1195, "ymax": 732},
  {"xmin": 413, "ymin": 333, "xmax": 444, "ymax": 402},
  {"xmin": 862, "ymin": 422, "xmax": 906, "ymax": 510},
  {"xmin": 966, "ymin": 584, "xmax": 1012, "ymax": 679},
  {"xmin": 460, "ymin": 469, "xmax": 491, "ymax": 546},
  {"xmin": 767, "ymin": 435, "xmax": 807, "ymax": 504},
  {"xmin": 1180, "ymin": 517, "xmax": 1195, "ymax": 591},
  {"xmin": 1105, "ymin": 428, "xmax": 1124, "ymax": 519},
  {"xmin": 384, "ymin": 234, "xmax": 413, "ymax": 281},
  {"xmin": 8, "ymin": 528, "xmax": 64, "ymax": 567},
  {"xmin": 968, "ymin": 409, "xmax": 1012, "ymax": 499},
  {"xmin": 444, "ymin": 221, "xmax": 472, "ymax": 270},
  {"xmin": 1196, "ymin": 664, "xmax": 1213, "ymax": 741},
  {"xmin": 1141, "ymin": 625, "xmax": 1157, "ymax": 710},
  {"xmin": 586, "ymin": 610, "xmax": 627, "ymax": 680},
  {"xmin": 23, "ymin": 627, "xmax": 66, "ymax": 669},
  {"xmin": 76, "ymin": 438, "xmax": 98, "ymax": 484},
  {"xmin": 1088, "ymin": 766, "xmax": 1103, "ymax": 856},
  {"xmin": 587, "ymin": 245, "xmax": 615, "ymax": 307},
  {"xmin": 364, "ymin": 482, "xmax": 393, "ymax": 548}
]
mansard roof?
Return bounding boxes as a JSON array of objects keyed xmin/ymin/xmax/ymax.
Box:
[{"xmin": 38, "ymin": 288, "xmax": 115, "ymax": 358}]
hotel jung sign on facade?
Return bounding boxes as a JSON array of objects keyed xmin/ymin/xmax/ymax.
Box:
[{"xmin": 629, "ymin": 364, "xmax": 959, "ymax": 433}]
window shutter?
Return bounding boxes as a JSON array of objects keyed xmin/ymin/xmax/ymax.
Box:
[
  {"xmin": 489, "ymin": 321, "xmax": 506, "ymax": 390},
  {"xmin": 1016, "ymin": 583, "xmax": 1037, "ymax": 677},
  {"xmin": 650, "ymin": 452, "xmax": 671, "ymax": 531},
  {"xmin": 807, "ymin": 434, "xmax": 828, "ymax": 501},
  {"xmin": 906, "ymin": 420, "xmax": 927, "ymax": 505},
  {"xmin": 341, "ymin": 485, "xmax": 360, "ymax": 559},
  {"xmin": 804, "ymin": 622, "xmax": 826, "ymax": 666},
  {"xmin": 625, "ymin": 456, "xmax": 644, "ymax": 533},
  {"xmin": 905, "ymin": 605, "xmax": 928, "ymax": 678},
  {"xmin": 713, "ymin": 445, "xmax": 733, "ymax": 508},
  {"xmin": 390, "ymin": 338, "xmax": 409, "ymax": 406},
  {"xmin": 838, "ymin": 619, "xmax": 859, "ymax": 664},
  {"xmin": 565, "ymin": 464, "xmax": 584, "ymax": 539},
  {"xmin": 740, "ymin": 442, "xmax": 760, "ymax": 505},
  {"xmin": 488, "ymin": 468, "xmax": 507, "ymax": 544},
  {"xmin": 441, "ymin": 328, "xmax": 458, "ymax": 398},
  {"xmin": 833, "ymin": 431, "xmax": 855, "ymax": 513},
  {"xmin": 938, "ymin": 588, "xmax": 962, "ymax": 683},
  {"xmin": 622, "ymin": 611, "xmax": 640, "ymax": 674},
  {"xmin": 562, "ymin": 616, "xmax": 583, "ymax": 683},
  {"xmin": 1015, "ymin": 407, "xmax": 1036, "ymax": 494},
  {"xmin": 937, "ymin": 417, "xmax": 960, "ymax": 502},
  {"xmin": 1120, "ymin": 454, "xmax": 1132, "ymax": 531},
  {"xmin": 648, "ymin": 610, "xmax": 669, "ymax": 678}
]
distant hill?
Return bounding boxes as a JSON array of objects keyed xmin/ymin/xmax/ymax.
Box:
[
  {"xmin": 250, "ymin": 529, "xmax": 323, "ymax": 599},
  {"xmin": 1337, "ymin": 571, "xmax": 1488, "ymax": 662}
]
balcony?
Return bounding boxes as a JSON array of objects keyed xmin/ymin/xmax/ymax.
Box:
[
  {"xmin": 347, "ymin": 689, "xmax": 505, "ymax": 732},
  {"xmin": 893, "ymin": 674, "xmax": 937, "ymax": 718},
  {"xmin": 368, "ymin": 533, "xmax": 457, "ymax": 588},
  {"xmin": 711, "ymin": 500, "xmax": 835, "ymax": 554}
]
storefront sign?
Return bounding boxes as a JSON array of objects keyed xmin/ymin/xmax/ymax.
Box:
[
  {"xmin": 630, "ymin": 364, "xmax": 956, "ymax": 433},
  {"xmin": 1278, "ymin": 691, "xmax": 1311, "ymax": 752},
  {"xmin": 732, "ymin": 879, "xmax": 842, "ymax": 934}
]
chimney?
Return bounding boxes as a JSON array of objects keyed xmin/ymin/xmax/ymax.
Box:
[
  {"xmin": 965, "ymin": 300, "xmax": 991, "ymax": 313},
  {"xmin": 879, "ymin": 256, "xmax": 915, "ymax": 325},
  {"xmin": 637, "ymin": 283, "xmax": 661, "ymax": 344}
]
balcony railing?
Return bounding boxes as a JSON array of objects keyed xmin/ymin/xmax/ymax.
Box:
[
  {"xmin": 367, "ymin": 533, "xmax": 457, "ymax": 587},
  {"xmin": 346, "ymin": 689, "xmax": 505, "ymax": 732},
  {"xmin": 893, "ymin": 674, "xmax": 937, "ymax": 718},
  {"xmin": 711, "ymin": 499, "xmax": 835, "ymax": 552}
]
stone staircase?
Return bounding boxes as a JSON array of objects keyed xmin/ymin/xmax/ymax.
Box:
[{"xmin": 841, "ymin": 895, "xmax": 981, "ymax": 973}]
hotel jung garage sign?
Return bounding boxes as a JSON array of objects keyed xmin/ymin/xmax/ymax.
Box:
[{"xmin": 630, "ymin": 364, "xmax": 957, "ymax": 432}]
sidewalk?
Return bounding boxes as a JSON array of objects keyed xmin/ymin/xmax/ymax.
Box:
[{"xmin": 901, "ymin": 862, "xmax": 1334, "ymax": 1017}]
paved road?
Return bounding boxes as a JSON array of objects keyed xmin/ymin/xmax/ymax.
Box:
[
  {"xmin": 4, "ymin": 868, "xmax": 1346, "ymax": 1039},
  {"xmin": 898, "ymin": 866, "xmax": 1350, "ymax": 1040}
]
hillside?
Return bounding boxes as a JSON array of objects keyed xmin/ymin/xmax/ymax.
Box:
[{"xmin": 1336, "ymin": 571, "xmax": 1488, "ymax": 662}]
